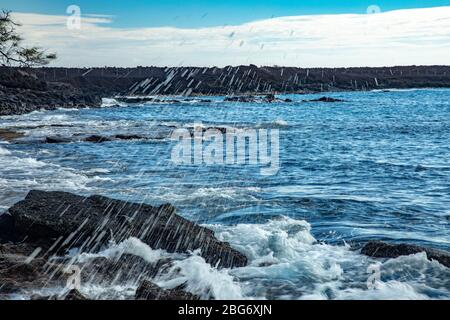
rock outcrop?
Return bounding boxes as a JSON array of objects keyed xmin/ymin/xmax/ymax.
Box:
[
  {"xmin": 5, "ymin": 190, "xmax": 248, "ymax": 268},
  {"xmin": 361, "ymin": 241, "xmax": 450, "ymax": 268}
]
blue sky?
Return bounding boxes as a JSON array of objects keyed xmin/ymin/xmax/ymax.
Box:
[
  {"xmin": 3, "ymin": 0, "xmax": 450, "ymax": 28},
  {"xmin": 7, "ymin": 2, "xmax": 450, "ymax": 67}
]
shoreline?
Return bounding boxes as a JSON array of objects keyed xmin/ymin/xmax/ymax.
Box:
[
  {"xmin": 2, "ymin": 65, "xmax": 450, "ymax": 116},
  {"xmin": 1, "ymin": 190, "xmax": 448, "ymax": 300}
]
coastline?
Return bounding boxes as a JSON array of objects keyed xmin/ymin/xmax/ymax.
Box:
[{"xmin": 2, "ymin": 65, "xmax": 450, "ymax": 116}]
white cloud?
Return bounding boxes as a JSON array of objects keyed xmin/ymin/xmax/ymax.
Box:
[{"xmin": 12, "ymin": 7, "xmax": 450, "ymax": 67}]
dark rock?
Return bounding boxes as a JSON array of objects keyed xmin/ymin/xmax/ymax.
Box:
[
  {"xmin": 6, "ymin": 190, "xmax": 248, "ymax": 268},
  {"xmin": 0, "ymin": 129, "xmax": 24, "ymax": 142},
  {"xmin": 135, "ymin": 280, "xmax": 199, "ymax": 300},
  {"xmin": 45, "ymin": 136, "xmax": 73, "ymax": 144},
  {"xmin": 0, "ymin": 252, "xmax": 65, "ymax": 294},
  {"xmin": 83, "ymin": 135, "xmax": 112, "ymax": 143},
  {"xmin": 414, "ymin": 165, "xmax": 427, "ymax": 172},
  {"xmin": 62, "ymin": 289, "xmax": 88, "ymax": 300},
  {"xmin": 31, "ymin": 289, "xmax": 88, "ymax": 301},
  {"xmin": 224, "ymin": 96, "xmax": 256, "ymax": 103},
  {"xmin": 114, "ymin": 134, "xmax": 145, "ymax": 141},
  {"xmin": 78, "ymin": 254, "xmax": 173, "ymax": 285},
  {"xmin": 361, "ymin": 241, "xmax": 450, "ymax": 268},
  {"xmin": 304, "ymin": 96, "xmax": 345, "ymax": 103},
  {"xmin": 115, "ymin": 97, "xmax": 160, "ymax": 104},
  {"xmin": 0, "ymin": 214, "xmax": 16, "ymax": 243}
]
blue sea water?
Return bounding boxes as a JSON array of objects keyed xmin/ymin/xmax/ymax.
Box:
[{"xmin": 0, "ymin": 89, "xmax": 449, "ymax": 299}]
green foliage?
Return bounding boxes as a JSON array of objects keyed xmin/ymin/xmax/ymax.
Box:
[{"xmin": 0, "ymin": 9, "xmax": 57, "ymax": 67}]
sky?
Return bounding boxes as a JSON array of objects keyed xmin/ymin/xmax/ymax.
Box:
[{"xmin": 3, "ymin": 1, "xmax": 450, "ymax": 67}]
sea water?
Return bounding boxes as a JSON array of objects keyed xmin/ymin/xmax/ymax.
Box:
[{"xmin": 0, "ymin": 89, "xmax": 449, "ymax": 299}]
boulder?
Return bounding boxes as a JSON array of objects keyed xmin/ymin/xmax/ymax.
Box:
[
  {"xmin": 361, "ymin": 241, "xmax": 450, "ymax": 268},
  {"xmin": 135, "ymin": 280, "xmax": 199, "ymax": 300},
  {"xmin": 6, "ymin": 190, "xmax": 248, "ymax": 268}
]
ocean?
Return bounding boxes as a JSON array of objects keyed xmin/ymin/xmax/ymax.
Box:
[{"xmin": 0, "ymin": 89, "xmax": 449, "ymax": 299}]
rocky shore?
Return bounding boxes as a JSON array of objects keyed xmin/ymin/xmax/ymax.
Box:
[
  {"xmin": 0, "ymin": 190, "xmax": 247, "ymax": 300},
  {"xmin": 1, "ymin": 65, "xmax": 450, "ymax": 116},
  {"xmin": 0, "ymin": 190, "xmax": 449, "ymax": 300}
]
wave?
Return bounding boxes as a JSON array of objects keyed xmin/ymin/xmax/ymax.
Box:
[
  {"xmin": 207, "ymin": 217, "xmax": 450, "ymax": 299},
  {"xmin": 22, "ymin": 217, "xmax": 450, "ymax": 300},
  {"xmin": 71, "ymin": 237, "xmax": 244, "ymax": 300},
  {"xmin": 256, "ymin": 119, "xmax": 290, "ymax": 129},
  {"xmin": 101, "ymin": 98, "xmax": 127, "ymax": 108},
  {"xmin": 0, "ymin": 149, "xmax": 112, "ymax": 208}
]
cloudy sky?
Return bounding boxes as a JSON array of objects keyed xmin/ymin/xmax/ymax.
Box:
[{"xmin": 4, "ymin": 0, "xmax": 450, "ymax": 67}]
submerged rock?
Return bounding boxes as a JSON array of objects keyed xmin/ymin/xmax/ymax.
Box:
[
  {"xmin": 135, "ymin": 280, "xmax": 199, "ymax": 300},
  {"xmin": 361, "ymin": 241, "xmax": 450, "ymax": 268},
  {"xmin": 5, "ymin": 190, "xmax": 248, "ymax": 268}
]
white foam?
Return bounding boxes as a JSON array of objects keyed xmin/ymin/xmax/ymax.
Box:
[
  {"xmin": 0, "ymin": 146, "xmax": 11, "ymax": 156},
  {"xmin": 76, "ymin": 237, "xmax": 171, "ymax": 264},
  {"xmin": 101, "ymin": 98, "xmax": 126, "ymax": 107},
  {"xmin": 75, "ymin": 238, "xmax": 244, "ymax": 300},
  {"xmin": 156, "ymin": 251, "xmax": 244, "ymax": 300},
  {"xmin": 208, "ymin": 217, "xmax": 450, "ymax": 300}
]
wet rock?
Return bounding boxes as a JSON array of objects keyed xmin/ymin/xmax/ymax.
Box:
[
  {"xmin": 83, "ymin": 135, "xmax": 112, "ymax": 143},
  {"xmin": 45, "ymin": 136, "xmax": 73, "ymax": 144},
  {"xmin": 114, "ymin": 134, "xmax": 145, "ymax": 141},
  {"xmin": 414, "ymin": 165, "xmax": 427, "ymax": 172},
  {"xmin": 0, "ymin": 252, "xmax": 64, "ymax": 294},
  {"xmin": 78, "ymin": 254, "xmax": 173, "ymax": 285},
  {"xmin": 61, "ymin": 289, "xmax": 89, "ymax": 300},
  {"xmin": 31, "ymin": 289, "xmax": 89, "ymax": 301},
  {"xmin": 224, "ymin": 94, "xmax": 287, "ymax": 103},
  {"xmin": 115, "ymin": 97, "xmax": 160, "ymax": 104},
  {"xmin": 0, "ymin": 214, "xmax": 16, "ymax": 243},
  {"xmin": 224, "ymin": 96, "xmax": 256, "ymax": 103},
  {"xmin": 303, "ymin": 96, "xmax": 345, "ymax": 103},
  {"xmin": 361, "ymin": 241, "xmax": 450, "ymax": 268},
  {"xmin": 265, "ymin": 94, "xmax": 276, "ymax": 102},
  {"xmin": 6, "ymin": 190, "xmax": 248, "ymax": 268},
  {"xmin": 0, "ymin": 129, "xmax": 25, "ymax": 142},
  {"xmin": 135, "ymin": 280, "xmax": 199, "ymax": 300}
]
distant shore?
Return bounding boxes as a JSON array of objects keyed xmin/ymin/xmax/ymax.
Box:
[{"xmin": 1, "ymin": 65, "xmax": 450, "ymax": 116}]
